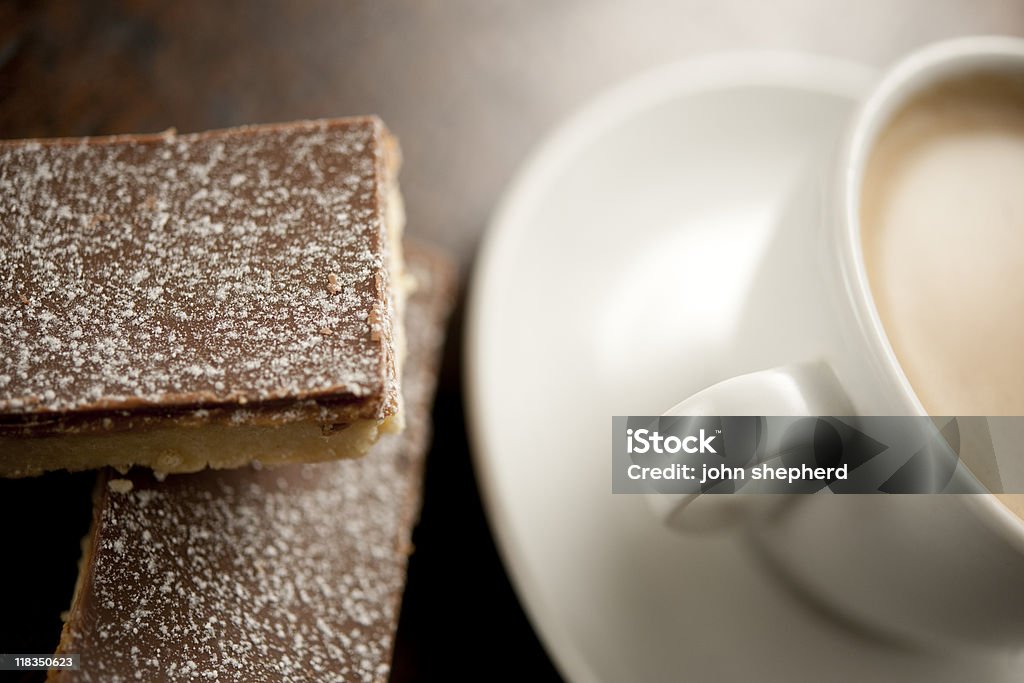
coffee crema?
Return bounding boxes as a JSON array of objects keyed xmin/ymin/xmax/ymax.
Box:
[
  {"xmin": 860, "ymin": 74, "xmax": 1024, "ymax": 516},
  {"xmin": 861, "ymin": 74, "xmax": 1024, "ymax": 416},
  {"xmin": 998, "ymin": 493, "xmax": 1024, "ymax": 519}
]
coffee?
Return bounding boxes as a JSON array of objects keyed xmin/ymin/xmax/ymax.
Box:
[
  {"xmin": 861, "ymin": 74, "xmax": 1024, "ymax": 417},
  {"xmin": 998, "ymin": 493, "xmax": 1024, "ymax": 519},
  {"xmin": 861, "ymin": 74, "xmax": 1024, "ymax": 516}
]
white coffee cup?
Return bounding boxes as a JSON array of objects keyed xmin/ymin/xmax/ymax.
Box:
[{"xmin": 651, "ymin": 36, "xmax": 1024, "ymax": 651}]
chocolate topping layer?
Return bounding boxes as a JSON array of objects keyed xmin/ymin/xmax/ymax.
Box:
[
  {"xmin": 0, "ymin": 117, "xmax": 400, "ymax": 432},
  {"xmin": 50, "ymin": 244, "xmax": 455, "ymax": 682}
]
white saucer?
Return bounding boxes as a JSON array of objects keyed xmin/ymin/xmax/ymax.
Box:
[{"xmin": 466, "ymin": 53, "xmax": 1024, "ymax": 682}]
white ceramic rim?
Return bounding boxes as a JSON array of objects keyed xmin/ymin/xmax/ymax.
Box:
[
  {"xmin": 839, "ymin": 35, "xmax": 1024, "ymax": 547},
  {"xmin": 466, "ymin": 51, "xmax": 876, "ymax": 683}
]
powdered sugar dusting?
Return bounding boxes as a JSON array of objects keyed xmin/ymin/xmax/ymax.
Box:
[
  {"xmin": 0, "ymin": 118, "xmax": 396, "ymax": 418},
  {"xmin": 54, "ymin": 248, "xmax": 454, "ymax": 682}
]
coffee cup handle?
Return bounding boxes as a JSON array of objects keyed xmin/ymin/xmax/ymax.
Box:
[{"xmin": 647, "ymin": 362, "xmax": 855, "ymax": 532}]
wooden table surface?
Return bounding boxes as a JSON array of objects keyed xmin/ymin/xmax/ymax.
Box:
[{"xmin": 2, "ymin": 1, "xmax": 1022, "ymax": 680}]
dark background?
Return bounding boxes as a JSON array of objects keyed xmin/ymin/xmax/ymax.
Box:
[{"xmin": 1, "ymin": 1, "xmax": 1022, "ymax": 681}]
